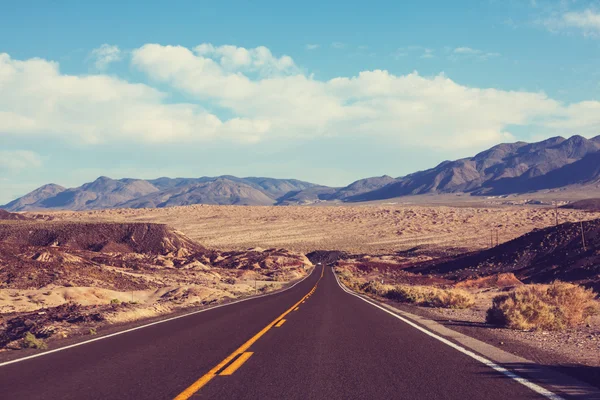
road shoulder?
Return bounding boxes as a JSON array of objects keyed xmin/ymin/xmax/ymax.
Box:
[{"xmin": 335, "ymin": 272, "xmax": 600, "ymax": 400}]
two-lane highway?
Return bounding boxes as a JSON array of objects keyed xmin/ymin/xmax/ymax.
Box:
[{"xmin": 1, "ymin": 265, "xmax": 557, "ymax": 399}]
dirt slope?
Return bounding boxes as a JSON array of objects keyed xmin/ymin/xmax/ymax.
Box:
[
  {"xmin": 408, "ymin": 218, "xmax": 600, "ymax": 291},
  {"xmin": 0, "ymin": 222, "xmax": 203, "ymax": 255}
]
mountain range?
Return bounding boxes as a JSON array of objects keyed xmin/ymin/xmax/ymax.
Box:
[{"xmin": 3, "ymin": 135, "xmax": 600, "ymax": 211}]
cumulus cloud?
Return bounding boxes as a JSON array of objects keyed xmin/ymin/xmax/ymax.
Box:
[
  {"xmin": 194, "ymin": 43, "xmax": 297, "ymax": 75},
  {"xmin": 89, "ymin": 44, "xmax": 122, "ymax": 70},
  {"xmin": 0, "ymin": 52, "xmax": 266, "ymax": 144},
  {"xmin": 305, "ymin": 44, "xmax": 320, "ymax": 50},
  {"xmin": 1, "ymin": 43, "xmax": 600, "ymax": 150},
  {"xmin": 542, "ymin": 9, "xmax": 600, "ymax": 37},
  {"xmin": 331, "ymin": 42, "xmax": 346, "ymax": 49},
  {"xmin": 0, "ymin": 150, "xmax": 42, "ymax": 171}
]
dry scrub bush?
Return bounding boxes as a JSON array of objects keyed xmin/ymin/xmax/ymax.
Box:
[
  {"xmin": 359, "ymin": 281, "xmax": 474, "ymax": 309},
  {"xmin": 337, "ymin": 269, "xmax": 360, "ymax": 290},
  {"xmin": 386, "ymin": 285, "xmax": 475, "ymax": 309},
  {"xmin": 22, "ymin": 332, "xmax": 47, "ymax": 350},
  {"xmin": 486, "ymin": 282, "xmax": 600, "ymax": 331},
  {"xmin": 359, "ymin": 281, "xmax": 395, "ymax": 297}
]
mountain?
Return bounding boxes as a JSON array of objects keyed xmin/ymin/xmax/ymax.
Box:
[
  {"xmin": 4, "ymin": 135, "xmax": 600, "ymax": 211},
  {"xmin": 2, "ymin": 176, "xmax": 318, "ymax": 211},
  {"xmin": 2, "ymin": 184, "xmax": 66, "ymax": 211},
  {"xmin": 35, "ymin": 177, "xmax": 160, "ymax": 210},
  {"xmin": 120, "ymin": 178, "xmax": 276, "ymax": 207},
  {"xmin": 346, "ymin": 135, "xmax": 600, "ymax": 202}
]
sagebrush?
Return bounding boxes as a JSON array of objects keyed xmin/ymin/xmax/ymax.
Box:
[
  {"xmin": 22, "ymin": 332, "xmax": 47, "ymax": 350},
  {"xmin": 486, "ymin": 281, "xmax": 600, "ymax": 331},
  {"xmin": 359, "ymin": 280, "xmax": 474, "ymax": 309}
]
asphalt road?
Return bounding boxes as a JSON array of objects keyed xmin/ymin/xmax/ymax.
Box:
[{"xmin": 0, "ymin": 265, "xmax": 552, "ymax": 399}]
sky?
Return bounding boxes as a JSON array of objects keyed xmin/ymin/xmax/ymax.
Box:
[{"xmin": 1, "ymin": 0, "xmax": 600, "ymax": 204}]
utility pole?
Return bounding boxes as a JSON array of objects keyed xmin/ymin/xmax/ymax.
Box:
[
  {"xmin": 555, "ymin": 201, "xmax": 559, "ymax": 227},
  {"xmin": 581, "ymin": 221, "xmax": 587, "ymax": 251},
  {"xmin": 496, "ymin": 228, "xmax": 499, "ymax": 247}
]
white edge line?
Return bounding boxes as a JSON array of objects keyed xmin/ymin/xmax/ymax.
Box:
[
  {"xmin": 0, "ymin": 267, "xmax": 316, "ymax": 368},
  {"xmin": 332, "ymin": 270, "xmax": 563, "ymax": 400}
]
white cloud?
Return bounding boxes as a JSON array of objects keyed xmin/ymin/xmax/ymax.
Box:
[
  {"xmin": 89, "ymin": 44, "xmax": 122, "ymax": 70},
  {"xmin": 305, "ymin": 44, "xmax": 320, "ymax": 50},
  {"xmin": 394, "ymin": 46, "xmax": 436, "ymax": 59},
  {"xmin": 331, "ymin": 42, "xmax": 346, "ymax": 49},
  {"xmin": 542, "ymin": 9, "xmax": 600, "ymax": 37},
  {"xmin": 451, "ymin": 47, "xmax": 500, "ymax": 60},
  {"xmin": 0, "ymin": 150, "xmax": 42, "ymax": 171},
  {"xmin": 1, "ymin": 43, "xmax": 600, "ymax": 151},
  {"xmin": 454, "ymin": 47, "xmax": 480, "ymax": 55},
  {"xmin": 194, "ymin": 43, "xmax": 297, "ymax": 75},
  {"xmin": 420, "ymin": 48, "xmax": 435, "ymax": 59},
  {"xmin": 0, "ymin": 52, "xmax": 265, "ymax": 144}
]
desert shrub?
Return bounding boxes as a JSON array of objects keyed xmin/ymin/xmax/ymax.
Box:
[
  {"xmin": 359, "ymin": 281, "xmax": 394, "ymax": 297},
  {"xmin": 110, "ymin": 298, "xmax": 121, "ymax": 305},
  {"xmin": 88, "ymin": 328, "xmax": 97, "ymax": 335},
  {"xmin": 486, "ymin": 282, "xmax": 600, "ymax": 331},
  {"xmin": 337, "ymin": 270, "xmax": 360, "ymax": 290},
  {"xmin": 384, "ymin": 285, "xmax": 474, "ymax": 309},
  {"xmin": 22, "ymin": 332, "xmax": 47, "ymax": 350},
  {"xmin": 434, "ymin": 289, "xmax": 476, "ymax": 309}
]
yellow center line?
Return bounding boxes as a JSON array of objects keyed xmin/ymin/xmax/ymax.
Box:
[
  {"xmin": 219, "ymin": 352, "xmax": 254, "ymax": 376},
  {"xmin": 274, "ymin": 319, "xmax": 286, "ymax": 328},
  {"xmin": 293, "ymin": 307, "xmax": 299, "ymax": 311},
  {"xmin": 173, "ymin": 265, "xmax": 324, "ymax": 400}
]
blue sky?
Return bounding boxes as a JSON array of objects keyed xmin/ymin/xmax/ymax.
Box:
[{"xmin": 1, "ymin": 0, "xmax": 600, "ymax": 203}]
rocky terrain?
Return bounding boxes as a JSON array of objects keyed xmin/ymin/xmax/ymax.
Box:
[
  {"xmin": 406, "ymin": 218, "xmax": 600, "ymax": 291},
  {"xmin": 5, "ymin": 135, "xmax": 600, "ymax": 211},
  {"xmin": 0, "ymin": 220, "xmax": 311, "ymax": 350}
]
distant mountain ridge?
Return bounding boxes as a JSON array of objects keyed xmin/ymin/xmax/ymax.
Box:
[
  {"xmin": 2, "ymin": 176, "xmax": 318, "ymax": 211},
  {"xmin": 3, "ymin": 135, "xmax": 600, "ymax": 211},
  {"xmin": 348, "ymin": 135, "xmax": 600, "ymax": 202}
]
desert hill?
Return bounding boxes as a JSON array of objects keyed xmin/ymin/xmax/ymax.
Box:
[
  {"xmin": 0, "ymin": 210, "xmax": 30, "ymax": 221},
  {"xmin": 407, "ymin": 218, "xmax": 600, "ymax": 291},
  {"xmin": 0, "ymin": 222, "xmax": 204, "ymax": 255},
  {"xmin": 561, "ymin": 198, "xmax": 600, "ymax": 212}
]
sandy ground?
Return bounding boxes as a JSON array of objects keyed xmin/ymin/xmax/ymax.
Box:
[
  {"xmin": 45, "ymin": 204, "xmax": 600, "ymax": 253},
  {"xmin": 0, "ymin": 280, "xmax": 284, "ymax": 315}
]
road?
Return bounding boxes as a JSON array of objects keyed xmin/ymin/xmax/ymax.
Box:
[{"xmin": 0, "ymin": 265, "xmax": 554, "ymax": 399}]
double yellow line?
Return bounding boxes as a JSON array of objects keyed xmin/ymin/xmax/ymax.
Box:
[{"xmin": 174, "ymin": 265, "xmax": 324, "ymax": 399}]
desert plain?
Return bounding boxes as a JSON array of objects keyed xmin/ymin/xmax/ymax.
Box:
[{"xmin": 49, "ymin": 203, "xmax": 600, "ymax": 253}]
